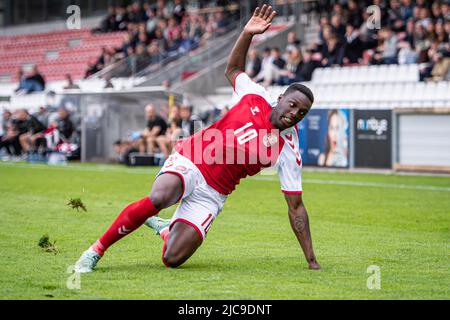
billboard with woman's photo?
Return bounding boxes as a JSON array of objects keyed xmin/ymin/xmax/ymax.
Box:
[{"xmin": 298, "ymin": 109, "xmax": 350, "ymax": 168}]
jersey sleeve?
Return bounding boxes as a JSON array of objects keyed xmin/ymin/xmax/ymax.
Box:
[
  {"xmin": 232, "ymin": 72, "xmax": 273, "ymax": 103},
  {"xmin": 277, "ymin": 128, "xmax": 303, "ymax": 194}
]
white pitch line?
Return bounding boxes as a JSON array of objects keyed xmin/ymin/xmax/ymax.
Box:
[
  {"xmin": 251, "ymin": 176, "xmax": 450, "ymax": 192},
  {"xmin": 1, "ymin": 162, "xmax": 449, "ymax": 192},
  {"xmin": 0, "ymin": 162, "xmax": 157, "ymax": 175}
]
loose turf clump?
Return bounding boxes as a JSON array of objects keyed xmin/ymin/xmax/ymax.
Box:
[
  {"xmin": 38, "ymin": 234, "xmax": 58, "ymax": 254},
  {"xmin": 67, "ymin": 198, "xmax": 87, "ymax": 212}
]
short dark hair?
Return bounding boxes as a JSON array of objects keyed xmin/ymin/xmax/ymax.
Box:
[{"xmin": 284, "ymin": 83, "xmax": 314, "ymax": 104}]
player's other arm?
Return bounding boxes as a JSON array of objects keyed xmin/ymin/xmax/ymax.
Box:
[
  {"xmin": 284, "ymin": 194, "xmax": 321, "ymax": 270},
  {"xmin": 225, "ymin": 4, "xmax": 276, "ymax": 86}
]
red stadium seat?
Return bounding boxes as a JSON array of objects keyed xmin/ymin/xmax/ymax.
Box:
[{"xmin": 0, "ymin": 29, "xmax": 126, "ymax": 82}]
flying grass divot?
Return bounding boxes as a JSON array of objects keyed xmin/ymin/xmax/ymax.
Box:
[
  {"xmin": 38, "ymin": 234, "xmax": 58, "ymax": 254},
  {"xmin": 67, "ymin": 198, "xmax": 87, "ymax": 212}
]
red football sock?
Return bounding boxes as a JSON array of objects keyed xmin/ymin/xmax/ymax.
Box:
[
  {"xmin": 160, "ymin": 227, "xmax": 170, "ymax": 267},
  {"xmin": 91, "ymin": 197, "xmax": 159, "ymax": 256}
]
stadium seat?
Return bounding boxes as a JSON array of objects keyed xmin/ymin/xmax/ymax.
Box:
[{"xmin": 0, "ymin": 29, "xmax": 126, "ymax": 83}]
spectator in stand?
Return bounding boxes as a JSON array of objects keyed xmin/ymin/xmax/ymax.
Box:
[
  {"xmin": 56, "ymin": 107, "xmax": 75, "ymax": 142},
  {"xmin": 14, "ymin": 109, "xmax": 46, "ymax": 154},
  {"xmin": 342, "ymin": 24, "xmax": 364, "ymax": 65},
  {"xmin": 179, "ymin": 104, "xmax": 199, "ymax": 137},
  {"xmin": 115, "ymin": 6, "xmax": 129, "ymax": 31},
  {"xmin": 63, "ymin": 74, "xmax": 80, "ymax": 90},
  {"xmin": 245, "ymin": 48, "xmax": 262, "ymax": 78},
  {"xmin": 156, "ymin": 114, "xmax": 183, "ymax": 159},
  {"xmin": 1, "ymin": 110, "xmax": 12, "ymax": 136},
  {"xmin": 15, "ymin": 70, "xmax": 28, "ymax": 93},
  {"xmin": 92, "ymin": 2, "xmax": 239, "ymax": 77},
  {"xmin": 128, "ymin": 2, "xmax": 146, "ymax": 24},
  {"xmin": 322, "ymin": 33, "xmax": 344, "ymax": 67},
  {"xmin": 253, "ymin": 47, "xmax": 273, "ymax": 83},
  {"xmin": 0, "ymin": 110, "xmax": 19, "ymax": 158},
  {"xmin": 34, "ymin": 106, "xmax": 49, "ymax": 128},
  {"xmin": 113, "ymin": 139, "xmax": 139, "ymax": 165},
  {"xmin": 85, "ymin": 61, "xmax": 99, "ymax": 78},
  {"xmin": 331, "ymin": 15, "xmax": 346, "ymax": 41},
  {"xmin": 214, "ymin": 11, "xmax": 229, "ymax": 36},
  {"xmin": 148, "ymin": 41, "xmax": 165, "ymax": 65},
  {"xmin": 27, "ymin": 66, "xmax": 45, "ymax": 92},
  {"xmin": 347, "ymin": 0, "xmax": 362, "ymax": 28},
  {"xmin": 265, "ymin": 47, "xmax": 286, "ymax": 85},
  {"xmin": 371, "ymin": 27, "xmax": 398, "ymax": 65},
  {"xmin": 15, "ymin": 67, "xmax": 45, "ymax": 94},
  {"xmin": 167, "ymin": 29, "xmax": 182, "ymax": 53},
  {"xmin": 277, "ymin": 47, "xmax": 303, "ymax": 85},
  {"xmin": 135, "ymin": 43, "xmax": 152, "ymax": 69},
  {"xmin": 139, "ymin": 104, "xmax": 168, "ymax": 155},
  {"xmin": 172, "ymin": 0, "xmax": 186, "ymax": 24},
  {"xmin": 97, "ymin": 6, "xmax": 117, "ymax": 33},
  {"xmin": 297, "ymin": 48, "xmax": 321, "ymax": 82},
  {"xmin": 285, "ymin": 31, "xmax": 301, "ymax": 53}
]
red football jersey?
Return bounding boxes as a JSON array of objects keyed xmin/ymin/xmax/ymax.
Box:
[{"xmin": 175, "ymin": 72, "xmax": 303, "ymax": 195}]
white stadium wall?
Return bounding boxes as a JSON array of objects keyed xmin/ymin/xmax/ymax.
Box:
[{"xmin": 395, "ymin": 109, "xmax": 450, "ymax": 172}]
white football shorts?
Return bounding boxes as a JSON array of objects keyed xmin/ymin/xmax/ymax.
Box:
[{"xmin": 156, "ymin": 152, "xmax": 227, "ymax": 240}]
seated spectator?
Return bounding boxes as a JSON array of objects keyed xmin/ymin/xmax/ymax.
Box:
[
  {"xmin": 139, "ymin": 104, "xmax": 168, "ymax": 155},
  {"xmin": 371, "ymin": 27, "xmax": 398, "ymax": 65},
  {"xmin": 85, "ymin": 61, "xmax": 99, "ymax": 78},
  {"xmin": 0, "ymin": 110, "xmax": 20, "ymax": 158},
  {"xmin": 26, "ymin": 66, "xmax": 46, "ymax": 92},
  {"xmin": 321, "ymin": 34, "xmax": 344, "ymax": 67},
  {"xmin": 246, "ymin": 48, "xmax": 262, "ymax": 78},
  {"xmin": 15, "ymin": 70, "xmax": 28, "ymax": 93},
  {"xmin": 63, "ymin": 74, "xmax": 80, "ymax": 90},
  {"xmin": 277, "ymin": 47, "xmax": 303, "ymax": 86},
  {"xmin": 96, "ymin": 6, "xmax": 117, "ymax": 33},
  {"xmin": 148, "ymin": 41, "xmax": 165, "ymax": 65},
  {"xmin": 427, "ymin": 43, "xmax": 450, "ymax": 81},
  {"xmin": 214, "ymin": 11, "xmax": 229, "ymax": 36},
  {"xmin": 398, "ymin": 41, "xmax": 418, "ymax": 64},
  {"xmin": 285, "ymin": 31, "xmax": 301, "ymax": 53},
  {"xmin": 135, "ymin": 43, "xmax": 152, "ymax": 70},
  {"xmin": 331, "ymin": 15, "xmax": 346, "ymax": 41},
  {"xmin": 13, "ymin": 109, "xmax": 46, "ymax": 154},
  {"xmin": 173, "ymin": 0, "xmax": 186, "ymax": 24},
  {"xmin": 56, "ymin": 107, "xmax": 75, "ymax": 141},
  {"xmin": 178, "ymin": 30, "xmax": 198, "ymax": 54},
  {"xmin": 168, "ymin": 104, "xmax": 182, "ymax": 124},
  {"xmin": 296, "ymin": 49, "xmax": 321, "ymax": 82},
  {"xmin": 15, "ymin": 67, "xmax": 45, "ymax": 94},
  {"xmin": 342, "ymin": 24, "xmax": 364, "ymax": 65},
  {"xmin": 347, "ymin": 0, "xmax": 362, "ymax": 28},
  {"xmin": 258, "ymin": 47, "xmax": 286, "ymax": 86},
  {"xmin": 113, "ymin": 139, "xmax": 139, "ymax": 165},
  {"xmin": 156, "ymin": 117, "xmax": 183, "ymax": 159},
  {"xmin": 253, "ymin": 47, "xmax": 273, "ymax": 83},
  {"xmin": 180, "ymin": 104, "xmax": 200, "ymax": 137},
  {"xmin": 34, "ymin": 106, "xmax": 49, "ymax": 128},
  {"xmin": 115, "ymin": 6, "xmax": 129, "ymax": 31}
]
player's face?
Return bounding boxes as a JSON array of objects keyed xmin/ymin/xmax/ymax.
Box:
[{"xmin": 271, "ymin": 91, "xmax": 312, "ymax": 130}]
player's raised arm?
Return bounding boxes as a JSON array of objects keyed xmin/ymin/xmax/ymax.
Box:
[
  {"xmin": 284, "ymin": 194, "xmax": 321, "ymax": 270},
  {"xmin": 225, "ymin": 4, "xmax": 277, "ymax": 86}
]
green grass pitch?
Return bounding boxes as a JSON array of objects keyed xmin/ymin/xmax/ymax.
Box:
[{"xmin": 0, "ymin": 162, "xmax": 449, "ymax": 299}]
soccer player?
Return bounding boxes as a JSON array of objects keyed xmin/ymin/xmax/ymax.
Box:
[{"xmin": 75, "ymin": 4, "xmax": 320, "ymax": 272}]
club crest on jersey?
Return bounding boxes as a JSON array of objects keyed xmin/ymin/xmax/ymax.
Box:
[{"xmin": 263, "ymin": 133, "xmax": 278, "ymax": 147}]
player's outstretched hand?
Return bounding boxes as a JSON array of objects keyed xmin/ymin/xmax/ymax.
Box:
[
  {"xmin": 244, "ymin": 4, "xmax": 277, "ymax": 36},
  {"xmin": 308, "ymin": 260, "xmax": 321, "ymax": 270}
]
